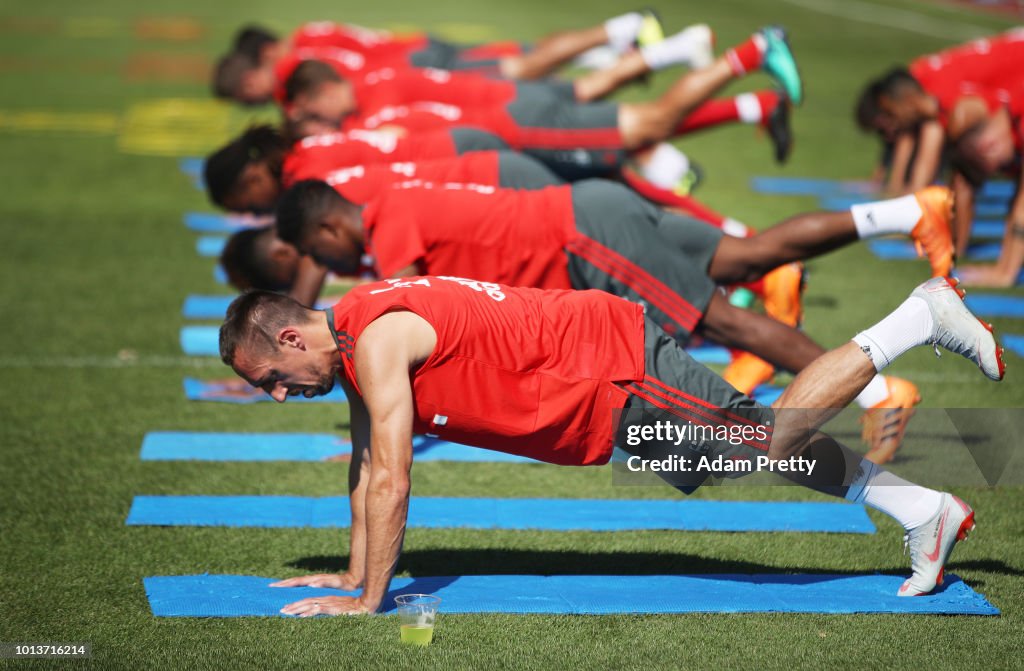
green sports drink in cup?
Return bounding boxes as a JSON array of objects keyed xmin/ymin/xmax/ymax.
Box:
[{"xmin": 395, "ymin": 594, "xmax": 441, "ymax": 646}]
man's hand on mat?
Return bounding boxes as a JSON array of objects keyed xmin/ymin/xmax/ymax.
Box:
[
  {"xmin": 271, "ymin": 573, "xmax": 363, "ymax": 590},
  {"xmin": 280, "ymin": 595, "xmax": 374, "ymax": 617}
]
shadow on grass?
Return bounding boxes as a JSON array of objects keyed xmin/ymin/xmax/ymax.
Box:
[
  {"xmin": 288, "ymin": 549, "xmax": 863, "ymax": 577},
  {"xmin": 289, "ymin": 551, "xmax": 1024, "ymax": 580}
]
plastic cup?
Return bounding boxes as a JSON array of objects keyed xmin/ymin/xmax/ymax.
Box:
[{"xmin": 395, "ymin": 594, "xmax": 441, "ymax": 646}]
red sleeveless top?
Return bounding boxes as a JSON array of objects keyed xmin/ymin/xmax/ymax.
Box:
[{"xmin": 328, "ymin": 276, "xmax": 645, "ymax": 465}]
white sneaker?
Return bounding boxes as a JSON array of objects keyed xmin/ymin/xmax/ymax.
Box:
[
  {"xmin": 912, "ymin": 276, "xmax": 1005, "ymax": 381},
  {"xmin": 680, "ymin": 24, "xmax": 715, "ymax": 69},
  {"xmin": 899, "ymin": 493, "xmax": 975, "ymax": 596}
]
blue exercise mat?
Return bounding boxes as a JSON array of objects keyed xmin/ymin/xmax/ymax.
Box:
[
  {"xmin": 179, "ymin": 157, "xmax": 204, "ymax": 190},
  {"xmin": 180, "ymin": 326, "xmax": 219, "ymax": 356},
  {"xmin": 980, "ymin": 181, "xmax": 1015, "ymax": 200},
  {"xmin": 183, "ymin": 295, "xmax": 234, "ymax": 320},
  {"xmin": 975, "ymin": 201, "xmax": 1008, "ymax": 219},
  {"xmin": 752, "ymin": 384, "xmax": 783, "ymax": 405},
  {"xmin": 183, "ymin": 295, "xmax": 336, "ymax": 320},
  {"xmin": 197, "ymin": 236, "xmax": 227, "ymax": 258},
  {"xmin": 971, "ymin": 221, "xmax": 1006, "ymax": 238},
  {"xmin": 1003, "ymin": 334, "xmax": 1024, "ymax": 357},
  {"xmin": 819, "ymin": 195, "xmax": 870, "ymax": 211},
  {"xmin": 183, "ymin": 378, "xmax": 347, "ymax": 404},
  {"xmin": 185, "ymin": 212, "xmax": 270, "ymax": 234},
  {"xmin": 140, "ymin": 432, "xmax": 536, "ymax": 463},
  {"xmin": 126, "ymin": 496, "xmax": 876, "ymax": 533},
  {"xmin": 869, "ymin": 240, "xmax": 1001, "ymax": 261},
  {"xmin": 144, "ymin": 573, "xmax": 997, "ymax": 616},
  {"xmin": 749, "ymin": 177, "xmax": 876, "ymax": 198},
  {"xmin": 687, "ymin": 343, "xmax": 731, "ymax": 365},
  {"xmin": 964, "ymin": 294, "xmax": 1024, "ymax": 318}
]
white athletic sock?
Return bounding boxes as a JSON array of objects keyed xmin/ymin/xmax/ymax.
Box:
[
  {"xmin": 604, "ymin": 12, "xmax": 644, "ymax": 53},
  {"xmin": 722, "ymin": 217, "xmax": 752, "ymax": 238},
  {"xmin": 735, "ymin": 92, "xmax": 764, "ymax": 123},
  {"xmin": 852, "ymin": 296, "xmax": 935, "ymax": 372},
  {"xmin": 639, "ymin": 143, "xmax": 690, "ymax": 189},
  {"xmin": 854, "ymin": 374, "xmax": 890, "ymax": 409},
  {"xmin": 572, "ymin": 45, "xmax": 619, "ymax": 70},
  {"xmin": 640, "ymin": 24, "xmax": 711, "ymax": 70},
  {"xmin": 845, "ymin": 459, "xmax": 944, "ymax": 531},
  {"xmin": 851, "ymin": 194, "xmax": 923, "ymax": 238}
]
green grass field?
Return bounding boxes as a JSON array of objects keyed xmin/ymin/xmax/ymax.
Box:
[{"xmin": 1, "ymin": 0, "xmax": 1023, "ymax": 668}]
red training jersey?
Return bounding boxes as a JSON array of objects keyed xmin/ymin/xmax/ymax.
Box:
[
  {"xmin": 341, "ymin": 99, "xmax": 519, "ymax": 142},
  {"xmin": 911, "ymin": 30, "xmax": 1024, "ymax": 124},
  {"xmin": 272, "ymin": 48, "xmax": 407, "ymax": 105},
  {"xmin": 351, "ymin": 67, "xmax": 517, "ymax": 114},
  {"xmin": 288, "ymin": 153, "xmax": 502, "ymax": 202},
  {"xmin": 282, "ymin": 129, "xmax": 461, "ymax": 184},
  {"xmin": 328, "ymin": 276, "xmax": 646, "ymax": 465},
  {"xmin": 291, "ymin": 22, "xmax": 428, "ymax": 60},
  {"xmin": 361, "ymin": 181, "xmax": 576, "ymax": 287}
]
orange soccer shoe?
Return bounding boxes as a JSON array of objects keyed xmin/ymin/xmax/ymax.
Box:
[
  {"xmin": 910, "ymin": 186, "xmax": 955, "ymax": 278},
  {"xmin": 861, "ymin": 376, "xmax": 922, "ymax": 464},
  {"xmin": 723, "ymin": 351, "xmax": 776, "ymax": 395},
  {"xmin": 763, "ymin": 261, "xmax": 805, "ymax": 327}
]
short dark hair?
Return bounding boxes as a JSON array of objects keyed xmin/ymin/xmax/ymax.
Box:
[
  {"xmin": 203, "ymin": 125, "xmax": 289, "ymax": 208},
  {"xmin": 220, "ymin": 290, "xmax": 313, "ymax": 366},
  {"xmin": 854, "ymin": 79, "xmax": 884, "ymax": 132},
  {"xmin": 220, "ymin": 225, "xmax": 293, "ymax": 292},
  {"xmin": 211, "ymin": 50, "xmax": 257, "ymax": 100},
  {"xmin": 951, "ymin": 122, "xmax": 991, "ymax": 188},
  {"xmin": 283, "ymin": 59, "xmax": 343, "ymax": 105},
  {"xmin": 876, "ymin": 67, "xmax": 922, "ymax": 101},
  {"xmin": 276, "ymin": 179, "xmax": 350, "ymax": 246},
  {"xmin": 233, "ymin": 24, "xmax": 280, "ymax": 60}
]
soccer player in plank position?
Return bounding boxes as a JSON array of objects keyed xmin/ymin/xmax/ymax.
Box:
[
  {"xmin": 214, "ymin": 12, "xmax": 673, "ymax": 104},
  {"xmin": 944, "ymin": 85, "xmax": 1024, "ymax": 287},
  {"xmin": 215, "ymin": 16, "xmax": 791, "ymax": 164},
  {"xmin": 209, "ymin": 136, "xmax": 799, "ymax": 396},
  {"xmin": 204, "ymin": 124, "xmax": 731, "ymax": 234},
  {"xmin": 855, "ymin": 30, "xmax": 1024, "ymax": 195},
  {"xmin": 279, "ymin": 24, "xmax": 799, "ymax": 180},
  {"xmin": 218, "ymin": 272, "xmax": 1003, "ymax": 614},
  {"xmin": 272, "ymin": 177, "xmax": 955, "ymax": 462}
]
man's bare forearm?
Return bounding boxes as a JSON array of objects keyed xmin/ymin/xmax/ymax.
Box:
[
  {"xmin": 345, "ymin": 449, "xmax": 371, "ymax": 583},
  {"xmin": 289, "ymin": 256, "xmax": 329, "ymax": 307},
  {"xmin": 906, "ymin": 122, "xmax": 944, "ymax": 192},
  {"xmin": 951, "ymin": 172, "xmax": 975, "ymax": 259},
  {"xmin": 359, "ymin": 468, "xmax": 410, "ymax": 609}
]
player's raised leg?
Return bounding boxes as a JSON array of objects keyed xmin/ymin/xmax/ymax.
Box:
[
  {"xmin": 617, "ymin": 26, "xmax": 802, "ymax": 148},
  {"xmin": 765, "ymin": 276, "xmax": 1000, "ymax": 594},
  {"xmin": 573, "ymin": 24, "xmax": 715, "ymax": 101},
  {"xmin": 707, "ymin": 186, "xmax": 955, "ymax": 283},
  {"xmin": 499, "ymin": 11, "xmax": 662, "ymax": 80}
]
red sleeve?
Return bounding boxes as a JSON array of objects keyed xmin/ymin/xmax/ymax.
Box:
[{"xmin": 364, "ymin": 194, "xmax": 426, "ymax": 277}]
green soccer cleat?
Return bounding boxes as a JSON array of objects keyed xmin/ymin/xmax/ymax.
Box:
[
  {"xmin": 635, "ymin": 8, "xmax": 665, "ymax": 49},
  {"xmin": 759, "ymin": 26, "xmax": 803, "ymax": 106},
  {"xmin": 672, "ymin": 162, "xmax": 703, "ymax": 197}
]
